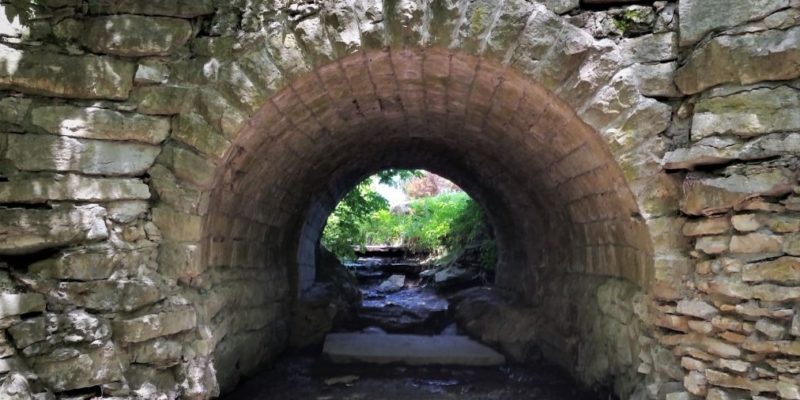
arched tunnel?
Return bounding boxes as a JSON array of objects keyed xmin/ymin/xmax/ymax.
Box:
[{"xmin": 202, "ymin": 48, "xmax": 653, "ymax": 394}]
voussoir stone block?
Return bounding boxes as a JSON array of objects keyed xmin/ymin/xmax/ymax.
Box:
[
  {"xmin": 0, "ymin": 174, "xmax": 150, "ymax": 204},
  {"xmin": 675, "ymin": 26, "xmax": 800, "ymax": 94},
  {"xmin": 30, "ymin": 105, "xmax": 170, "ymax": 144},
  {"xmin": 88, "ymin": 0, "xmax": 214, "ymax": 18},
  {"xmin": 83, "ymin": 15, "xmax": 193, "ymax": 57},
  {"xmin": 0, "ymin": 205, "xmax": 108, "ymax": 255},
  {"xmin": 5, "ymin": 133, "xmax": 160, "ymax": 176},
  {"xmin": 0, "ymin": 44, "xmax": 134, "ymax": 100}
]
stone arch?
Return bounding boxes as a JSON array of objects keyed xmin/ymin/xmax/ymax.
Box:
[{"xmin": 175, "ymin": 1, "xmax": 678, "ymax": 391}]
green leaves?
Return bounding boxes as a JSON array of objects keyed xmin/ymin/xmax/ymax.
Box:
[{"xmin": 4, "ymin": 0, "xmax": 46, "ymax": 26}]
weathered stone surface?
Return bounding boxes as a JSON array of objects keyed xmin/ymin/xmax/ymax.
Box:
[
  {"xmin": 675, "ymin": 26, "xmax": 800, "ymax": 94},
  {"xmin": 705, "ymin": 369, "xmax": 777, "ymax": 393},
  {"xmin": 682, "ymin": 217, "xmax": 731, "ymax": 236},
  {"xmin": 732, "ymin": 214, "xmax": 762, "ymax": 232},
  {"xmin": 0, "ymin": 205, "xmax": 108, "ymax": 255},
  {"xmin": 31, "ymin": 341, "xmax": 124, "ymax": 392},
  {"xmin": 704, "ymin": 277, "xmax": 800, "ymax": 302},
  {"xmin": 0, "ymin": 293, "xmax": 46, "ymax": 318},
  {"xmin": 6, "ymin": 134, "xmax": 160, "ymax": 176},
  {"xmin": 88, "ymin": 0, "xmax": 214, "ymax": 17},
  {"xmin": 40, "ymin": 279, "xmax": 162, "ymax": 312},
  {"xmin": 83, "ymin": 15, "xmax": 193, "ymax": 57},
  {"xmin": 9, "ymin": 310, "xmax": 111, "ymax": 351},
  {"xmin": 755, "ymin": 318, "xmax": 786, "ymax": 339},
  {"xmin": 664, "ymin": 133, "xmax": 800, "ymax": 170},
  {"xmin": 729, "ymin": 232, "xmax": 783, "ymax": 254},
  {"xmin": 152, "ymin": 206, "xmax": 203, "ymax": 242},
  {"xmin": 106, "ymin": 200, "xmax": 149, "ymax": 224},
  {"xmin": 691, "ymin": 86, "xmax": 800, "ymax": 141},
  {"xmin": 135, "ymin": 63, "xmax": 169, "ymax": 84},
  {"xmin": 695, "ymin": 235, "xmax": 730, "ymax": 255},
  {"xmin": 156, "ymin": 143, "xmax": 216, "ymax": 189},
  {"xmin": 172, "ymin": 113, "xmax": 231, "ymax": 159},
  {"xmin": 197, "ymin": 88, "xmax": 249, "ymax": 140},
  {"xmin": 133, "ymin": 85, "xmax": 195, "ymax": 115},
  {"xmin": 785, "ymin": 233, "xmax": 800, "ymax": 256},
  {"xmin": 0, "ymin": 97, "xmax": 31, "ymax": 130},
  {"xmin": 130, "ymin": 337, "xmax": 183, "ymax": 367},
  {"xmin": 28, "ymin": 245, "xmax": 154, "ymax": 281},
  {"xmin": 149, "ymin": 165, "xmax": 208, "ymax": 215},
  {"xmin": 621, "ymin": 32, "xmax": 678, "ymax": 63},
  {"xmin": 743, "ymin": 257, "xmax": 800, "ymax": 285},
  {"xmin": 633, "ymin": 62, "xmax": 680, "ymax": 97},
  {"xmin": 678, "ymin": 0, "xmax": 790, "ymax": 46},
  {"xmin": 0, "ymin": 44, "xmax": 134, "ymax": 100},
  {"xmin": 30, "ymin": 105, "xmax": 170, "ymax": 144},
  {"xmin": 112, "ymin": 307, "xmax": 196, "ymax": 343},
  {"xmin": 681, "ymin": 170, "xmax": 796, "ymax": 216},
  {"xmin": 676, "ymin": 299, "xmax": 718, "ymax": 320},
  {"xmin": 0, "ymin": 174, "xmax": 150, "ymax": 203}
]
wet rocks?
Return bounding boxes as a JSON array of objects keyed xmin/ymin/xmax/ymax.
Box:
[{"xmin": 377, "ymin": 274, "xmax": 406, "ymax": 293}]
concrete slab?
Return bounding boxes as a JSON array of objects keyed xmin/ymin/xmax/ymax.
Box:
[{"xmin": 323, "ymin": 333, "xmax": 506, "ymax": 366}]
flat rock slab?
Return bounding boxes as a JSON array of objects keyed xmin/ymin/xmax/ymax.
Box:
[{"xmin": 323, "ymin": 333, "xmax": 505, "ymax": 366}]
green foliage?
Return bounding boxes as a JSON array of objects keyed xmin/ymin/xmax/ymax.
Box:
[
  {"xmin": 322, "ymin": 172, "xmax": 497, "ymax": 271},
  {"xmin": 321, "ymin": 179, "xmax": 389, "ymax": 260},
  {"xmin": 3, "ymin": 0, "xmax": 46, "ymax": 26}
]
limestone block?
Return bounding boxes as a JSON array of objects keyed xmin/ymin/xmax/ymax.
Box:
[
  {"xmin": 729, "ymin": 232, "xmax": 783, "ymax": 254},
  {"xmin": 134, "ymin": 63, "xmax": 169, "ymax": 84},
  {"xmin": 6, "ymin": 134, "xmax": 160, "ymax": 176},
  {"xmin": 743, "ymin": 257, "xmax": 800, "ymax": 285},
  {"xmin": 755, "ymin": 318, "xmax": 786, "ymax": 339},
  {"xmin": 28, "ymin": 245, "xmax": 154, "ymax": 281},
  {"xmin": 83, "ymin": 15, "xmax": 193, "ymax": 57},
  {"xmin": 0, "ymin": 97, "xmax": 31, "ymax": 130},
  {"xmin": 704, "ymin": 276, "xmax": 800, "ymax": 302},
  {"xmin": 676, "ymin": 26, "xmax": 800, "ymax": 94},
  {"xmin": 0, "ymin": 174, "xmax": 150, "ymax": 203},
  {"xmin": 676, "ymin": 299, "xmax": 719, "ymax": 320},
  {"xmin": 681, "ymin": 170, "xmax": 796, "ymax": 216},
  {"xmin": 42, "ymin": 279, "xmax": 162, "ymax": 312},
  {"xmin": 632, "ymin": 62, "xmax": 680, "ymax": 97},
  {"xmin": 112, "ymin": 307, "xmax": 196, "ymax": 342},
  {"xmin": 663, "ymin": 133, "xmax": 800, "ymax": 170},
  {"xmin": 0, "ymin": 205, "xmax": 107, "ymax": 255},
  {"xmin": 705, "ymin": 369, "xmax": 777, "ymax": 393},
  {"xmin": 149, "ymin": 165, "xmax": 208, "ymax": 215},
  {"xmin": 31, "ymin": 341, "xmax": 124, "ymax": 392},
  {"xmin": 30, "ymin": 105, "xmax": 170, "ymax": 144},
  {"xmin": 620, "ymin": 32, "xmax": 678, "ymax": 63},
  {"xmin": 682, "ymin": 217, "xmax": 731, "ymax": 237},
  {"xmin": 172, "ymin": 112, "xmax": 231, "ymax": 159},
  {"xmin": 784, "ymin": 233, "xmax": 800, "ymax": 256},
  {"xmin": 152, "ymin": 206, "xmax": 203, "ymax": 242},
  {"xmin": 691, "ymin": 86, "xmax": 800, "ymax": 141},
  {"xmin": 133, "ymin": 85, "xmax": 196, "ymax": 115},
  {"xmin": 156, "ymin": 143, "xmax": 216, "ymax": 189},
  {"xmin": 130, "ymin": 337, "xmax": 183, "ymax": 367},
  {"xmin": 0, "ymin": 44, "xmax": 134, "ymax": 100},
  {"xmin": 695, "ymin": 235, "xmax": 730, "ymax": 255},
  {"xmin": 197, "ymin": 88, "xmax": 249, "ymax": 140},
  {"xmin": 0, "ymin": 293, "xmax": 45, "ymax": 319},
  {"xmin": 678, "ymin": 0, "xmax": 790, "ymax": 46},
  {"xmin": 88, "ymin": 0, "xmax": 214, "ymax": 17}
]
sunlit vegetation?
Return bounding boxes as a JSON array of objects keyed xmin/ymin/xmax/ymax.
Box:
[{"xmin": 321, "ymin": 170, "xmax": 496, "ymax": 270}]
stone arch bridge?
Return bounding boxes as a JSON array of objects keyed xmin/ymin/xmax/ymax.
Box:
[{"xmin": 0, "ymin": 0, "xmax": 799, "ymax": 398}]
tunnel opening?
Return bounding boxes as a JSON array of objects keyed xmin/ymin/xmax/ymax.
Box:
[{"xmin": 202, "ymin": 48, "xmax": 653, "ymax": 398}]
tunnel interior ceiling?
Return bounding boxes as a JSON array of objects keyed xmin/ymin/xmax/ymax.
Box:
[{"xmin": 206, "ymin": 49, "xmax": 654, "ymax": 298}]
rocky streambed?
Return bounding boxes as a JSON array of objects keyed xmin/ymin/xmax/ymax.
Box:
[{"xmin": 223, "ymin": 247, "xmax": 610, "ymax": 399}]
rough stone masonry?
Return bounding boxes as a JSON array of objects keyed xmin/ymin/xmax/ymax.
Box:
[{"xmin": 0, "ymin": 0, "xmax": 798, "ymax": 399}]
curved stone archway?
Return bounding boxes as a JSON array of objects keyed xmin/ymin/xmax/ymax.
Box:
[{"xmin": 3, "ymin": 0, "xmax": 799, "ymax": 399}]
